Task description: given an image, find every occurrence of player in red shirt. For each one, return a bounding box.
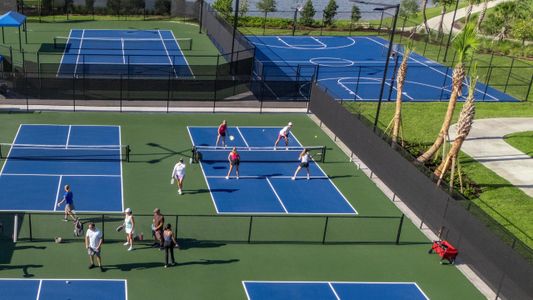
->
[216,120,228,148]
[225,147,240,179]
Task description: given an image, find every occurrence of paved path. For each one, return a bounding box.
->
[450,118,533,197]
[425,0,513,34]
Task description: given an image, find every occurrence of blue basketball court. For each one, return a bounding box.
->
[249,35,518,102]
[57,29,193,77]
[188,126,357,215]
[0,279,127,300]
[243,281,429,300]
[0,124,124,212]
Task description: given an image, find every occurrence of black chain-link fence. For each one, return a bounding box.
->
[308,81,533,300]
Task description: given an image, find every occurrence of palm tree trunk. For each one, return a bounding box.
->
[438,5,447,37]
[422,0,430,34]
[475,0,489,32]
[392,49,410,144]
[416,63,465,163]
[465,4,473,23]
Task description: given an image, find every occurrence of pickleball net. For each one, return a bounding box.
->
[0,143,131,162]
[192,146,326,163]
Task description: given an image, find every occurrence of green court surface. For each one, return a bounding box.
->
[0,112,484,299]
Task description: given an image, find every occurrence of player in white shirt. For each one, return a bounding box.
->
[292,148,311,180]
[171,158,186,195]
[274,122,293,149]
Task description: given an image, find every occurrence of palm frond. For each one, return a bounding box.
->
[452,23,479,63]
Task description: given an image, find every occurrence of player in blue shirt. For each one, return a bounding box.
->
[57,184,77,222]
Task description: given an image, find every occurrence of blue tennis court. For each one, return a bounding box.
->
[0,279,127,300]
[188,126,357,215]
[0,124,124,212]
[249,35,518,102]
[243,281,429,300]
[57,29,193,77]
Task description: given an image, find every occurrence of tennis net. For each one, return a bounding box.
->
[192,146,326,163]
[53,36,193,51]
[0,143,131,162]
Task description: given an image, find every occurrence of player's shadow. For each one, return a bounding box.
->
[177,238,226,250]
[129,143,192,164]
[105,262,163,271]
[175,258,239,267]
[0,264,43,277]
[182,189,211,195]
[210,188,239,193]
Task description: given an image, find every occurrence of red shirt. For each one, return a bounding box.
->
[229,152,240,160]
[218,124,227,134]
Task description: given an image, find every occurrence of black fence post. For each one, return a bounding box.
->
[167,73,171,113]
[395,214,405,245]
[119,75,123,112]
[198,0,204,34]
[174,215,178,238]
[28,213,33,241]
[72,75,76,112]
[503,58,515,93]
[24,73,29,112]
[247,216,253,243]
[525,75,533,102]
[322,216,329,244]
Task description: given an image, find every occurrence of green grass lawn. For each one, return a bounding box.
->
[0,111,485,299]
[345,101,533,248]
[504,131,533,157]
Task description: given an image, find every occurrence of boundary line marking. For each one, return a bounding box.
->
[327,282,341,300]
[236,126,250,148]
[36,279,42,300]
[73,29,86,76]
[0,124,22,175]
[187,126,220,214]
[265,177,288,213]
[157,29,178,78]
[56,30,74,77]
[53,175,63,211]
[169,30,195,78]
[121,37,126,64]
[2,173,121,177]
[65,125,72,149]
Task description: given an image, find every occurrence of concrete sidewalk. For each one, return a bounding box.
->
[450,118,533,198]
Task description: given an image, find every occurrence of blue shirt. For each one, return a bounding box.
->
[64,191,73,205]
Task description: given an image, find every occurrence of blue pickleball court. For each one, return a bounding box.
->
[249,35,518,102]
[56,29,193,77]
[243,281,429,300]
[0,279,127,300]
[0,124,124,213]
[188,126,357,215]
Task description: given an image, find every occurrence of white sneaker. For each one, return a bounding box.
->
[225,176,229,180]
[236,176,239,180]
[128,246,133,251]
[307,175,310,180]
[123,242,129,246]
[178,189,182,195]
[291,177,295,180]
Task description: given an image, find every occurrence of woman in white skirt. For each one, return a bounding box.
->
[123,208,135,251]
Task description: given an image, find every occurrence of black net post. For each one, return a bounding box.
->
[198,0,204,34]
[247,216,253,243]
[101,214,105,239]
[174,215,178,238]
[395,214,404,245]
[28,213,33,242]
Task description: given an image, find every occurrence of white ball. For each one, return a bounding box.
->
[229,135,235,141]
[66,281,70,284]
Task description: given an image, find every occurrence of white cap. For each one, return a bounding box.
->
[124,208,132,213]
[288,122,293,126]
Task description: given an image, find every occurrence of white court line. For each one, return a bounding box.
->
[124,280,129,300]
[2,173,120,177]
[187,126,220,213]
[36,279,43,300]
[206,175,329,179]
[311,36,327,48]
[327,282,341,300]
[242,281,252,300]
[56,30,74,77]
[265,177,288,213]
[121,37,126,64]
[169,30,195,78]
[65,125,72,149]
[73,29,86,76]
[118,125,125,213]
[157,30,178,78]
[0,278,127,281]
[236,127,250,148]
[365,36,498,101]
[0,124,22,175]
[53,175,63,211]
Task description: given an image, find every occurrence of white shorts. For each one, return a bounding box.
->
[125,227,134,234]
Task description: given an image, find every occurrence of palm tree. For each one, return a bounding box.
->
[421,0,430,34]
[391,47,411,145]
[465,0,481,23]
[434,0,455,37]
[475,0,489,32]
[416,23,479,164]
[435,66,478,190]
